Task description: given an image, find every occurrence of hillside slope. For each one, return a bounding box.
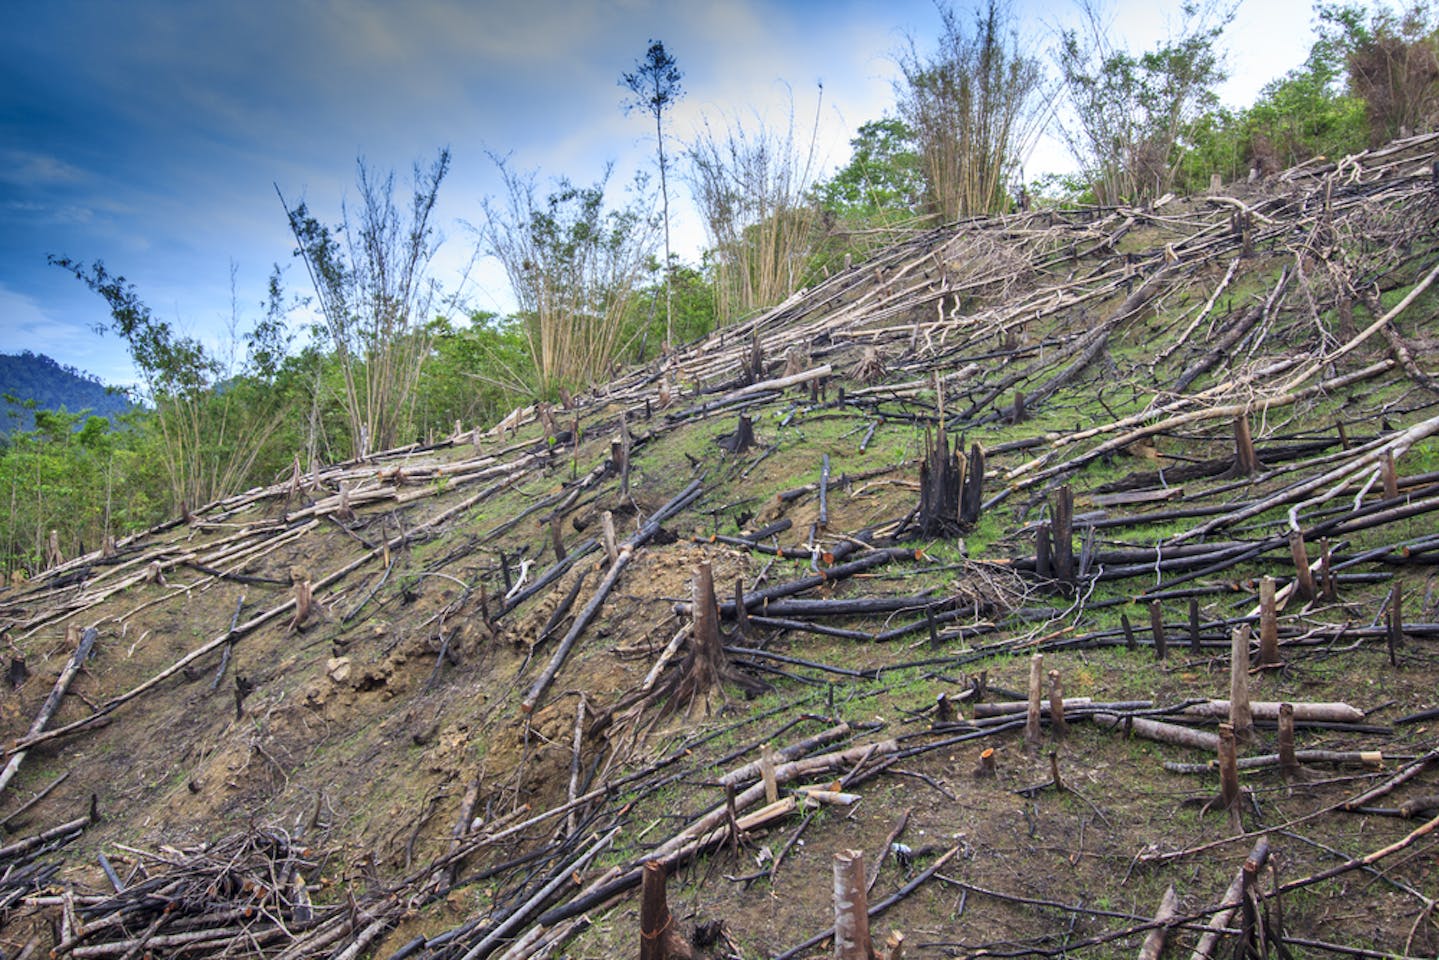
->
[4,134,1439,960]
[0,352,133,434]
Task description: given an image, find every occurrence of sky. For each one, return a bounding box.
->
[0,0,1336,389]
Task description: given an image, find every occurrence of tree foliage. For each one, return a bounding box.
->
[481,159,659,396]
[1058,1,1234,203]
[814,118,925,224]
[279,149,450,457]
[48,257,288,514]
[1319,1,1439,144]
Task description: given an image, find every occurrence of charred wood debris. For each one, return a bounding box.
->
[3,135,1439,959]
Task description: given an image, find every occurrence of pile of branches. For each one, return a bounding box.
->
[1,797,93,918]
[24,829,341,960]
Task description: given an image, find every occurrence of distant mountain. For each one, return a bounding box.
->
[0,351,134,434]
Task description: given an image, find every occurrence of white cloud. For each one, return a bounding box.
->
[0,282,138,387]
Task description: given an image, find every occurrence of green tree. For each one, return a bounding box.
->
[48,258,287,513]
[622,40,684,350]
[1058,1,1234,203]
[480,159,659,396]
[623,258,717,357]
[815,118,925,223]
[413,312,533,437]
[1174,19,1369,192]
[1318,1,1439,144]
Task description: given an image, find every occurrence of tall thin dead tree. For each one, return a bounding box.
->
[622,40,684,349]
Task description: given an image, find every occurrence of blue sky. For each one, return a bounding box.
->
[1,0,1327,388]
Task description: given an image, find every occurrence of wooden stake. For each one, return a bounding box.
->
[1218,722,1241,828]
[1257,576,1279,666]
[1288,531,1315,601]
[1121,612,1136,651]
[601,511,618,566]
[1025,653,1044,750]
[1380,450,1399,500]
[1053,486,1075,586]
[832,849,872,960]
[1229,625,1254,744]
[1035,523,1052,579]
[1319,538,1337,600]
[1233,415,1260,476]
[640,860,694,960]
[724,782,742,858]
[1188,597,1202,654]
[1047,669,1067,739]
[959,443,984,528]
[289,573,314,632]
[1387,584,1404,667]
[1149,601,1167,661]
[335,484,354,522]
[760,753,779,805]
[1278,703,1302,780]
[733,578,752,638]
[935,693,955,724]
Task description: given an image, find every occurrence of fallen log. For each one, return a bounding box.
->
[673,547,918,619]
[1094,713,1221,752]
[1181,701,1364,723]
[521,480,703,714]
[1164,750,1384,774]
[0,627,97,799]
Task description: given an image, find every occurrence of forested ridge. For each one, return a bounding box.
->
[0,352,132,435]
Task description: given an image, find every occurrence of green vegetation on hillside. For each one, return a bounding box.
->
[0,351,133,434]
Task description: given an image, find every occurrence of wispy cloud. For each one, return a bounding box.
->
[0,150,89,187]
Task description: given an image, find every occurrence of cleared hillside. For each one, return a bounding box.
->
[4,133,1439,960]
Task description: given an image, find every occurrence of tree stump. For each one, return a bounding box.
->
[640,861,694,960]
[832,849,872,960]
